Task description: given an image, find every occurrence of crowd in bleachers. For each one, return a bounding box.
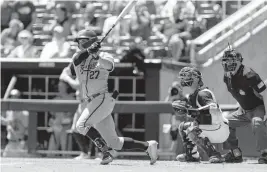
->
[1,0,225,62]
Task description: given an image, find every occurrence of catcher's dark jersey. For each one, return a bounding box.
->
[188,87,215,108]
[188,87,216,124]
[223,65,266,110]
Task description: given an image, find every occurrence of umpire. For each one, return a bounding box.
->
[221,47,267,164]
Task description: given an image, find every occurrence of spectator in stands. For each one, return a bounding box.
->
[46,0,80,17]
[71,4,102,36]
[206,4,222,29]
[129,3,152,41]
[144,0,157,15]
[102,1,130,45]
[179,0,196,20]
[44,4,72,37]
[7,30,38,58]
[2,89,29,157]
[12,0,36,31]
[1,1,15,31]
[152,2,187,61]
[1,19,24,57]
[159,0,178,18]
[40,26,71,59]
[120,40,146,76]
[47,80,74,156]
[179,16,207,62]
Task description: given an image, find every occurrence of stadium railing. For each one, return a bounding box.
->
[190,0,267,66]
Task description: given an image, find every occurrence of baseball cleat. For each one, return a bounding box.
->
[146,140,158,165]
[222,148,243,163]
[100,152,113,165]
[74,153,90,160]
[176,153,200,162]
[258,150,267,164]
[209,154,224,163]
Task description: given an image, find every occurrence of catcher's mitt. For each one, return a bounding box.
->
[172,100,191,115]
[172,100,200,117]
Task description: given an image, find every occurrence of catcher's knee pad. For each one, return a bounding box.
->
[252,117,265,131]
[179,122,192,131]
[187,126,203,143]
[179,122,193,141]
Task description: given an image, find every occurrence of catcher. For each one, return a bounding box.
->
[172,67,229,163]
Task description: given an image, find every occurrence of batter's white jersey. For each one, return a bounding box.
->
[72,51,114,99]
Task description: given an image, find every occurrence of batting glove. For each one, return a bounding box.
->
[87,41,101,55]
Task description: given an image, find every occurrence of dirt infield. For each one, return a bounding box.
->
[1,158,266,172]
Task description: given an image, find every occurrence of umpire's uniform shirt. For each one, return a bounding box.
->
[223,65,267,151]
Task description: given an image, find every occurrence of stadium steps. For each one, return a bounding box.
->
[189,0,267,65]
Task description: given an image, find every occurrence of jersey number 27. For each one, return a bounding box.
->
[89,70,99,79]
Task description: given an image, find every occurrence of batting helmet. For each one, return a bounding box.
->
[74,29,98,49]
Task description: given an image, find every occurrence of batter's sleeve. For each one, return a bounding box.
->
[73,50,89,66]
[246,69,266,93]
[102,52,115,72]
[68,63,76,77]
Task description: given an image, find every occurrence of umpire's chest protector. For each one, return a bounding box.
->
[224,65,264,110]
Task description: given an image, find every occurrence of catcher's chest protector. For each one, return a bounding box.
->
[190,88,224,125]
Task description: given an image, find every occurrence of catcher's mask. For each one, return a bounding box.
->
[178,67,203,87]
[222,46,243,73]
[75,29,98,50]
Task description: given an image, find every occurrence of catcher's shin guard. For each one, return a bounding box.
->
[177,122,200,162]
[187,127,223,163]
[176,138,200,162]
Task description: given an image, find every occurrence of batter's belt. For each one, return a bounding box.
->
[83,90,119,102]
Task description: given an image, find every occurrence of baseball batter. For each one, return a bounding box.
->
[60,62,114,163]
[70,29,158,165]
[172,67,229,163]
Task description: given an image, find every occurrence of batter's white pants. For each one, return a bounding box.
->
[76,93,124,150]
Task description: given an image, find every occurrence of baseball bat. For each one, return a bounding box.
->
[99,0,138,43]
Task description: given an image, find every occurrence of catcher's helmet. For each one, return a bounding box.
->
[178,67,203,87]
[222,47,243,72]
[74,29,98,49]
